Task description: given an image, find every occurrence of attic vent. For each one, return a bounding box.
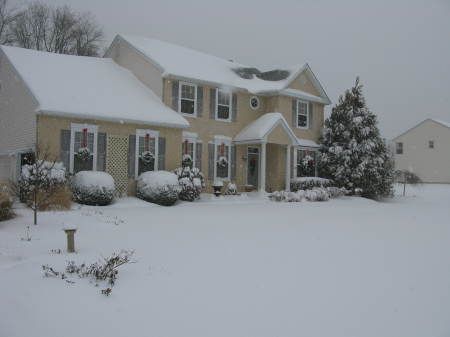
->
[233,67,290,81]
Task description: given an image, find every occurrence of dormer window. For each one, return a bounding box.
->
[179,82,197,116]
[216,89,232,121]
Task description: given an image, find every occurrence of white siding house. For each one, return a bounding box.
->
[393,119,450,183]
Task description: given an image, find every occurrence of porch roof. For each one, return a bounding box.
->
[234,112,299,145]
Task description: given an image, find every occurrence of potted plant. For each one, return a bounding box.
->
[212,180,223,197]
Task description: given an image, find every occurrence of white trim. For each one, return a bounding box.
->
[182,131,199,139]
[215,88,232,122]
[260,141,266,192]
[135,129,159,178]
[69,123,98,174]
[178,81,197,117]
[296,99,309,130]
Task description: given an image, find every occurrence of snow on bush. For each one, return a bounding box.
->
[137,171,181,206]
[224,182,238,195]
[173,166,205,201]
[269,186,347,202]
[21,161,66,190]
[0,184,14,221]
[72,171,115,206]
[290,177,332,192]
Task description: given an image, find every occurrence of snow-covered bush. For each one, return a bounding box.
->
[269,186,347,202]
[72,171,115,206]
[290,177,332,192]
[173,166,205,201]
[137,171,181,206]
[304,188,330,201]
[20,160,70,219]
[224,182,238,195]
[0,184,14,221]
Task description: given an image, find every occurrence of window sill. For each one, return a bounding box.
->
[296,126,310,130]
[181,113,197,118]
[215,118,232,123]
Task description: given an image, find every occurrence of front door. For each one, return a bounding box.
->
[247,147,259,188]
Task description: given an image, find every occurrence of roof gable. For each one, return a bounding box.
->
[393,118,450,140]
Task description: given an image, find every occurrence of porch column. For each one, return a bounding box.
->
[260,141,266,192]
[285,145,291,191]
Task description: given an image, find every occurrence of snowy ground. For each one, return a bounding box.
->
[1,185,450,337]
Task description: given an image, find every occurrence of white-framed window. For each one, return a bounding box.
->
[182,132,198,168]
[135,129,159,178]
[296,100,309,129]
[179,82,197,116]
[396,142,403,154]
[429,140,434,149]
[70,123,98,174]
[216,88,232,121]
[214,136,232,180]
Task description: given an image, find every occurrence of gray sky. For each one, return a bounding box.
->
[36,0,450,138]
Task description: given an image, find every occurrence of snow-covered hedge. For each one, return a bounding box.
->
[173,166,205,201]
[72,171,115,206]
[137,171,181,206]
[290,177,332,192]
[269,186,347,202]
[0,184,14,221]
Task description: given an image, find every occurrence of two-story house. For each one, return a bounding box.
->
[0,35,331,194]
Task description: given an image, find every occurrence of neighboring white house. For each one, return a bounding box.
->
[393,119,450,183]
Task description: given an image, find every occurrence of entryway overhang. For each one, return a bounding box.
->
[234,112,299,146]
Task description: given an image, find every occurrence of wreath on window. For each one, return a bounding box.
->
[218,156,228,168]
[182,154,193,168]
[140,151,155,165]
[76,147,91,162]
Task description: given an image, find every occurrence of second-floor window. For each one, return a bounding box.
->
[297,100,309,128]
[179,82,197,116]
[396,142,403,154]
[216,89,231,121]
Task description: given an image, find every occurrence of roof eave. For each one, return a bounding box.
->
[36,109,190,129]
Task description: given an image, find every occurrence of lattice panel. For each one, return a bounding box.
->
[106,135,129,196]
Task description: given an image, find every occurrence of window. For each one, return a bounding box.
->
[296,149,316,177]
[135,129,159,178]
[214,137,232,180]
[396,142,403,154]
[70,123,98,174]
[429,140,434,149]
[179,82,197,115]
[216,89,231,121]
[182,139,195,168]
[297,100,309,128]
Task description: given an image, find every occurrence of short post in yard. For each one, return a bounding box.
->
[63,224,78,253]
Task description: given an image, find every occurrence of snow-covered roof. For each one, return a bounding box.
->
[392,118,450,140]
[234,112,298,144]
[296,138,320,148]
[431,119,450,128]
[1,46,189,128]
[114,35,331,104]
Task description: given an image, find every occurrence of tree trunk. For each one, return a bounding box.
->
[403,180,406,197]
[34,189,37,225]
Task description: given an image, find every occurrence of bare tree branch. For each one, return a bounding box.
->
[0,0,19,45]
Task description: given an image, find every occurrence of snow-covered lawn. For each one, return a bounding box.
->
[1,185,450,337]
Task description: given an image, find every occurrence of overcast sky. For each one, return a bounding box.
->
[34,0,450,138]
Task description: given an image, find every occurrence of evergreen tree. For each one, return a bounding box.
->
[319,78,393,199]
